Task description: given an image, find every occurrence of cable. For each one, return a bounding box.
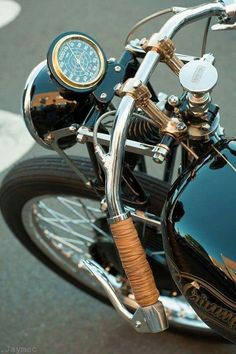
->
[201,17,212,56]
[125,8,173,45]
[93,110,116,148]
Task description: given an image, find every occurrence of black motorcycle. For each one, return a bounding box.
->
[1,0,236,343]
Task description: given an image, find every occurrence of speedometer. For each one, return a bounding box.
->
[47,32,107,92]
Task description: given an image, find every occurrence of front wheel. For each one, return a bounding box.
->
[0,156,211,333]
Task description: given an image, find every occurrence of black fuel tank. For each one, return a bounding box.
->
[162,139,236,343]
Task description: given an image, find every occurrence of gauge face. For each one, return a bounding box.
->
[49,33,106,91]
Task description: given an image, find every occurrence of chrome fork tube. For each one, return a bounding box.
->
[105,51,161,220]
[106,95,135,219]
[101,2,226,221]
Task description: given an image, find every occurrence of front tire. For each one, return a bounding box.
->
[0,156,211,333]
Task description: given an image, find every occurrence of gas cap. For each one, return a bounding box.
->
[179,59,218,94]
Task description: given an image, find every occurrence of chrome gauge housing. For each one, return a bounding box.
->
[22,61,95,149]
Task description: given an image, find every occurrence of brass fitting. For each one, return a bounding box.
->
[115,79,151,107]
[141,38,184,75]
[116,79,187,139]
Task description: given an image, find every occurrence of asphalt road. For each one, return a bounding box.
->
[0,0,236,353]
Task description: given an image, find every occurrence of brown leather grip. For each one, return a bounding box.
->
[110,217,159,307]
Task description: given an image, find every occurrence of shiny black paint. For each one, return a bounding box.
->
[162,139,236,343]
[24,64,95,149]
[93,60,125,104]
[25,45,139,149]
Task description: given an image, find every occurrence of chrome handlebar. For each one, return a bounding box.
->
[99,1,236,220]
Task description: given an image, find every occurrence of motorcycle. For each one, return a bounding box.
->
[1,0,236,344]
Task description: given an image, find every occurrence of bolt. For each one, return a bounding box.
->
[153,146,169,164]
[69,124,78,132]
[44,134,53,143]
[114,83,122,92]
[133,80,142,88]
[139,37,147,46]
[100,198,108,212]
[100,92,107,99]
[114,65,121,72]
[78,261,84,269]
[85,180,92,188]
[135,321,142,329]
[153,153,166,164]
[77,133,86,143]
[168,95,179,107]
[116,276,122,283]
[176,121,187,131]
[191,281,200,290]
[201,122,211,131]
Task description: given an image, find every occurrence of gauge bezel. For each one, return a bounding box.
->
[47,32,107,92]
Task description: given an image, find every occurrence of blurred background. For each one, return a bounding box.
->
[0,0,235,353]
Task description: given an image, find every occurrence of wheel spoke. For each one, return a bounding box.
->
[22,191,210,333]
[36,202,95,243]
[40,214,94,242]
[57,197,111,239]
[45,230,84,253]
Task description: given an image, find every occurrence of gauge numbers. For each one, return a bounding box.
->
[50,33,106,91]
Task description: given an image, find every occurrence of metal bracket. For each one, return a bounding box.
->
[140,38,184,75]
[115,79,187,140]
[77,126,156,157]
[83,259,168,333]
[44,126,91,186]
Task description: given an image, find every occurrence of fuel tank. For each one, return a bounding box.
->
[162,139,236,343]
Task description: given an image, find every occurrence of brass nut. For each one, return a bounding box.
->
[141,38,175,60]
[141,38,183,75]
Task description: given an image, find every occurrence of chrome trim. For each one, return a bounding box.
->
[77,126,156,157]
[22,60,51,149]
[83,259,168,333]
[129,209,162,231]
[51,34,106,90]
[104,95,136,217]
[83,259,133,321]
[134,51,161,83]
[132,302,168,333]
[98,2,227,221]
[107,212,130,224]
[126,40,200,63]
[22,196,211,333]
[98,53,161,218]
[152,3,225,42]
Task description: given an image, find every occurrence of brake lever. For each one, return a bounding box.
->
[213,0,236,30]
[211,22,236,30]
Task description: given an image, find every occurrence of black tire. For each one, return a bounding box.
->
[0,155,169,304]
[0,155,215,334]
